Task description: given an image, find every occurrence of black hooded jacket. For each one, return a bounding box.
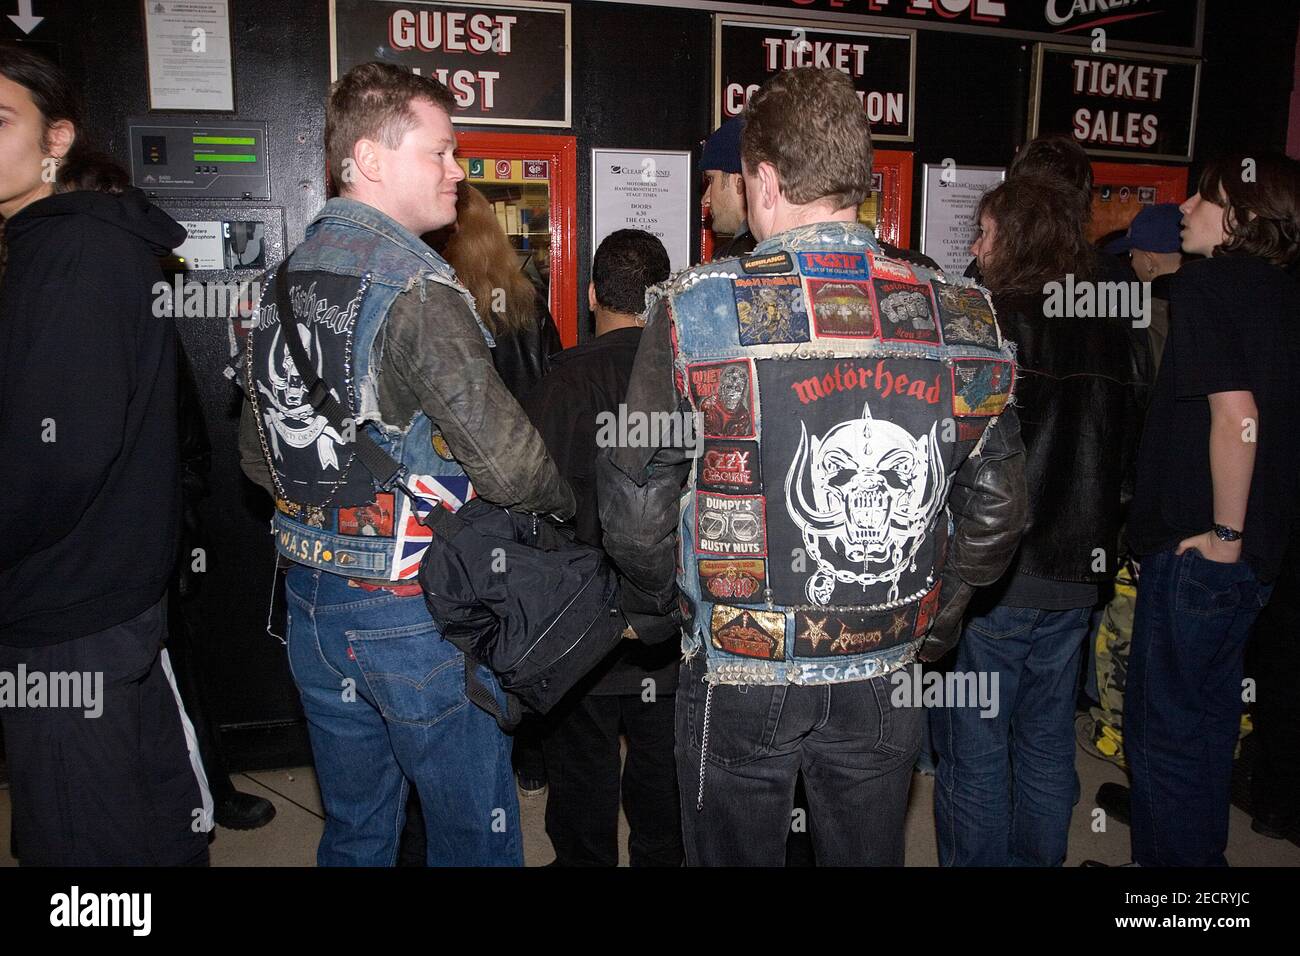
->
[0,188,187,645]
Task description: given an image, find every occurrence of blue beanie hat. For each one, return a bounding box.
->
[699,116,745,175]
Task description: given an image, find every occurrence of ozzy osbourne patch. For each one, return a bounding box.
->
[808,278,877,339]
[710,606,786,660]
[873,279,941,344]
[794,606,916,657]
[757,357,954,608]
[932,281,999,348]
[699,440,761,494]
[951,359,1014,417]
[734,275,809,345]
[695,492,767,556]
[688,360,756,438]
[699,558,767,604]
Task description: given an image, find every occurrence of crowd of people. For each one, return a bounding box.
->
[2,41,1300,869]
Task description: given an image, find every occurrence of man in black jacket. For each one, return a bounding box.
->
[529,229,681,866]
[0,45,206,865]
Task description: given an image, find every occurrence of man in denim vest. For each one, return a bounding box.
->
[598,68,1028,866]
[238,64,573,866]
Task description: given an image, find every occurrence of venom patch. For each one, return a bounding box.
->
[794,607,915,657]
[710,606,786,660]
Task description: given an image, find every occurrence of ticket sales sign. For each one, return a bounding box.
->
[1029,44,1199,162]
[330,0,570,126]
[716,16,915,141]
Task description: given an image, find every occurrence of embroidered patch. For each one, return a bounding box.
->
[304,505,327,529]
[739,250,795,275]
[914,579,943,636]
[339,493,396,537]
[431,432,456,461]
[794,607,916,657]
[275,498,301,517]
[933,281,999,348]
[699,558,767,604]
[874,278,941,345]
[695,492,767,556]
[734,275,809,345]
[688,360,756,438]
[798,250,870,279]
[869,253,916,283]
[956,419,986,442]
[951,359,1014,417]
[699,440,761,494]
[711,606,786,660]
[808,278,877,338]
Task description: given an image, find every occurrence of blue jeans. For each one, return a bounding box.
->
[285,566,521,866]
[1127,547,1272,867]
[933,603,1092,866]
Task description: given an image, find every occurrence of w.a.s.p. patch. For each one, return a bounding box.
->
[951,359,1014,417]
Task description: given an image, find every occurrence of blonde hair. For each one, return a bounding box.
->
[441,183,538,336]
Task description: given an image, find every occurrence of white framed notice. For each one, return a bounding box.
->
[592,148,693,274]
[920,164,1006,279]
[143,0,236,111]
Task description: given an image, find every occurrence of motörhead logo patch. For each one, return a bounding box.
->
[710,605,786,660]
[699,558,766,604]
[699,440,760,494]
[874,278,941,345]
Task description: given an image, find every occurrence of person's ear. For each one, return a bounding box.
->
[587,282,598,312]
[732,173,745,197]
[45,119,75,160]
[757,162,780,210]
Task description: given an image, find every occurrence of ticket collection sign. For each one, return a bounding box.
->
[715,15,915,140]
[329,0,570,126]
[1029,44,1200,161]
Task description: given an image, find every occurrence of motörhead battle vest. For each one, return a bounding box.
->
[246,198,490,581]
[665,221,1015,685]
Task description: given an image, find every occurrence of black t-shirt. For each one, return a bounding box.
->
[1129,256,1300,581]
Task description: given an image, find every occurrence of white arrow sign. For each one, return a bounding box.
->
[8,0,43,34]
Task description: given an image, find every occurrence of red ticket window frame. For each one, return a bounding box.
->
[454,131,579,347]
[1087,162,1189,244]
[699,149,914,261]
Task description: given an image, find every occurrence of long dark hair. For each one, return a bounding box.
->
[976,174,1096,296]
[1195,152,1300,268]
[0,42,83,162]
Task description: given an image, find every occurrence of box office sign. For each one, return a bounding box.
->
[715,16,915,140]
[1029,44,1200,162]
[330,0,570,127]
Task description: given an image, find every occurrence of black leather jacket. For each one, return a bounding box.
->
[995,290,1153,582]
[490,289,562,403]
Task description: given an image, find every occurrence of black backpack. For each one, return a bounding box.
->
[271,261,625,730]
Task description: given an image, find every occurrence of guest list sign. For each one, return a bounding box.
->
[592,149,692,273]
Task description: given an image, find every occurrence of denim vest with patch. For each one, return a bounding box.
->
[664,222,1015,685]
[247,198,494,580]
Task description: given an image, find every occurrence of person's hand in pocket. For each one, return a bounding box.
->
[1176,531,1242,564]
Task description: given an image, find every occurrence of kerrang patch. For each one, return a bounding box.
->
[808,278,877,338]
[699,440,761,494]
[710,606,786,660]
[794,606,916,657]
[932,281,999,348]
[914,579,943,637]
[869,253,916,283]
[798,251,870,279]
[695,492,767,556]
[734,275,809,345]
[699,558,767,604]
[757,356,955,608]
[951,359,1014,417]
[740,251,795,275]
[338,493,396,537]
[873,278,941,344]
[688,360,756,438]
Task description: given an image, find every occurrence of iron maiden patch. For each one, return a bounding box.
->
[734,275,809,345]
[688,360,756,438]
[798,251,870,279]
[874,278,941,345]
[932,281,999,348]
[914,579,943,637]
[710,606,786,660]
[794,607,916,657]
[695,492,767,556]
[740,251,794,275]
[699,558,767,604]
[951,359,1014,417]
[757,356,954,608]
[808,278,877,339]
[868,253,916,283]
[699,440,761,494]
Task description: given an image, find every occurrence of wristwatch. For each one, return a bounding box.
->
[1212,524,1243,542]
